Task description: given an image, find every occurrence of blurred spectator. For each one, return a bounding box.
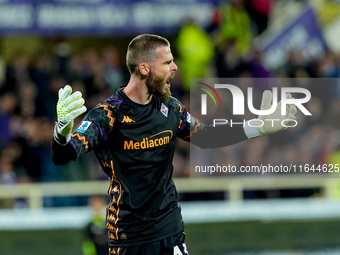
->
[317,51,339,78]
[0,56,5,86]
[101,46,127,93]
[245,0,273,35]
[0,140,33,182]
[176,18,214,91]
[1,50,30,94]
[0,92,17,147]
[82,195,107,255]
[16,81,38,119]
[328,145,340,166]
[29,49,52,116]
[0,151,16,208]
[81,48,111,109]
[45,74,66,120]
[66,54,85,82]
[53,38,72,77]
[245,48,271,78]
[0,144,18,185]
[212,0,252,56]
[27,117,61,182]
[278,50,309,78]
[326,98,340,129]
[215,38,245,77]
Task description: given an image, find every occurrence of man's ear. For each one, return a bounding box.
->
[138,63,150,76]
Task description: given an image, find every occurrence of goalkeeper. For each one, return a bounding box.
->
[51,34,297,255]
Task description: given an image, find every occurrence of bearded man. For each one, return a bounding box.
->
[52,34,296,255]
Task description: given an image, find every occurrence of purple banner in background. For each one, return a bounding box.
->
[262,6,328,71]
[0,0,219,36]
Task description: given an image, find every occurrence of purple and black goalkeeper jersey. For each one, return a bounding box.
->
[52,87,247,246]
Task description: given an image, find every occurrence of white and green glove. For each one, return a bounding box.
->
[244,90,297,138]
[258,90,297,134]
[54,85,87,145]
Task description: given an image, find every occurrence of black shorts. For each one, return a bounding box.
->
[108,231,189,255]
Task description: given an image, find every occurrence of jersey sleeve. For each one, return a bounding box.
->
[176,100,248,148]
[52,103,116,165]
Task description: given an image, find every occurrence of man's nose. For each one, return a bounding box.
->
[171,62,178,71]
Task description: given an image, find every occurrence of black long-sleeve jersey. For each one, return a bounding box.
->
[52,87,248,246]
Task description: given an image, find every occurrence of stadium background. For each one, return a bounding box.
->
[1,0,340,254]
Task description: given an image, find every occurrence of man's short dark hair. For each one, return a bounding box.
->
[126,34,170,74]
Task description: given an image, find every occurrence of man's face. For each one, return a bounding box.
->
[146,46,177,101]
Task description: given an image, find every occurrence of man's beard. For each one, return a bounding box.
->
[146,71,171,101]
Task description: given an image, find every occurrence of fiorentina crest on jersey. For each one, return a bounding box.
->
[161,103,168,117]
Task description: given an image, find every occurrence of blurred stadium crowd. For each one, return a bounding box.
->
[0,0,339,203]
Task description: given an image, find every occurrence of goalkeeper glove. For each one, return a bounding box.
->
[54,85,87,145]
[257,90,297,135]
[244,90,297,138]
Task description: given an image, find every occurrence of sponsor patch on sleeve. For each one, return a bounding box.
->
[75,121,92,133]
